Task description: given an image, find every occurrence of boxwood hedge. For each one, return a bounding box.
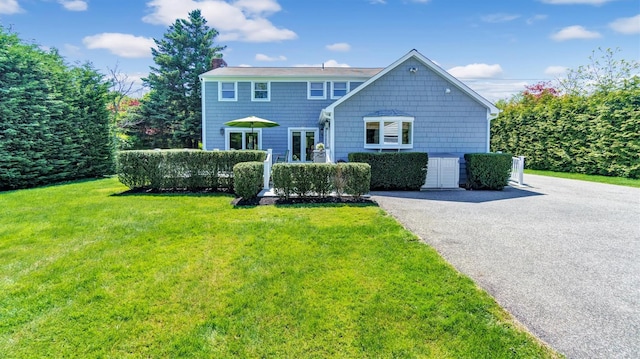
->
[271,163,370,199]
[348,152,428,190]
[463,153,512,190]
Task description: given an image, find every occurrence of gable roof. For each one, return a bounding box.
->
[200,67,383,80]
[324,49,499,116]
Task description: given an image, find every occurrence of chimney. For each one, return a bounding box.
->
[211,58,227,70]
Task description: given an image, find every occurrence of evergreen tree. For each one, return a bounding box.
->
[143,9,225,148]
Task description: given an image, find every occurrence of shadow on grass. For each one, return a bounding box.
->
[111,188,234,198]
[371,185,544,204]
[232,196,378,209]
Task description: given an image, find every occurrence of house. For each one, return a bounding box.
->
[200,49,499,187]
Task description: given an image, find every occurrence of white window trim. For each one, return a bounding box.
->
[224,128,263,150]
[330,81,350,99]
[363,116,414,149]
[288,127,319,162]
[251,81,271,102]
[307,81,326,100]
[218,81,237,101]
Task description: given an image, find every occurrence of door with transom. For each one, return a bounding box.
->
[288,128,318,162]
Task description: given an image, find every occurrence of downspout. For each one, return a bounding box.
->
[486,108,500,153]
[201,77,207,150]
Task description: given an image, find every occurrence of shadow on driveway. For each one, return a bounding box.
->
[371,185,544,204]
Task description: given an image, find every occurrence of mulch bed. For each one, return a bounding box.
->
[232,196,375,206]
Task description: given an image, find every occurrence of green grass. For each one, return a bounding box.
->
[0,178,560,358]
[525,169,640,188]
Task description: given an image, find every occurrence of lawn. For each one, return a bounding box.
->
[526,169,640,188]
[0,178,560,358]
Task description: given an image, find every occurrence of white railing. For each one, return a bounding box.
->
[325,149,332,163]
[510,156,525,186]
[263,149,272,190]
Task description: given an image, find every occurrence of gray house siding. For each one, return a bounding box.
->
[204,81,333,154]
[332,58,489,183]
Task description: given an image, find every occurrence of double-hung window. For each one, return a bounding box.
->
[363,116,414,149]
[252,81,270,101]
[307,82,326,99]
[219,82,237,101]
[331,82,348,99]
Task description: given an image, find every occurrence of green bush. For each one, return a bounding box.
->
[272,163,370,199]
[116,149,266,191]
[463,153,512,190]
[233,162,264,199]
[348,152,428,190]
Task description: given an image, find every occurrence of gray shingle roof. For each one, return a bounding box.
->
[200,67,383,78]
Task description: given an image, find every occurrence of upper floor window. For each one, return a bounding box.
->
[252,81,270,101]
[331,82,348,99]
[363,116,414,149]
[307,82,326,99]
[219,82,237,101]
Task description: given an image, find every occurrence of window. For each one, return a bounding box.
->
[252,81,270,101]
[219,82,237,101]
[331,82,348,99]
[225,128,262,150]
[363,116,414,149]
[307,82,326,99]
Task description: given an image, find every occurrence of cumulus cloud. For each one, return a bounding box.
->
[540,0,616,4]
[544,65,569,76]
[0,0,22,14]
[465,80,529,102]
[142,0,297,43]
[481,13,520,23]
[609,14,640,34]
[83,33,157,58]
[295,59,350,68]
[551,25,601,41]
[255,53,286,62]
[58,0,88,11]
[447,63,503,79]
[326,42,351,52]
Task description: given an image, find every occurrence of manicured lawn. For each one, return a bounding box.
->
[526,169,640,188]
[0,178,560,358]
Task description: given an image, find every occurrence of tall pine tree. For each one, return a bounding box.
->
[143,9,225,148]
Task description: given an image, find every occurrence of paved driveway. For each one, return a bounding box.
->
[371,175,640,359]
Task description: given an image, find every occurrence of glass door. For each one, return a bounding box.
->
[289,128,318,162]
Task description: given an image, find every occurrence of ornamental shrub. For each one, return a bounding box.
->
[271,163,370,199]
[463,153,512,190]
[347,152,428,190]
[233,162,264,199]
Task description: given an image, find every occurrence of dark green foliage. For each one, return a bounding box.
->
[116,149,265,191]
[348,152,428,190]
[142,10,225,148]
[272,163,371,199]
[463,153,512,190]
[491,79,640,178]
[0,26,113,190]
[233,162,264,199]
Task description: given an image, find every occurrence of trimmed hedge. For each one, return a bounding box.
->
[116,149,266,191]
[233,162,264,199]
[464,153,512,190]
[348,152,428,190]
[271,163,370,199]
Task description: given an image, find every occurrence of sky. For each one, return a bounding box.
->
[1,0,639,101]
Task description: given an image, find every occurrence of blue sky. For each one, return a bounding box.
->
[1,0,638,100]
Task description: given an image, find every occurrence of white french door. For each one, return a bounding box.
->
[288,128,318,162]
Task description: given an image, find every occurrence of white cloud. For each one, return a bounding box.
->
[295,59,350,68]
[369,0,386,4]
[544,65,568,76]
[609,14,640,34]
[551,25,602,41]
[62,43,82,57]
[540,0,617,4]
[526,14,548,24]
[447,63,503,79]
[142,0,297,43]
[481,13,520,23]
[326,42,351,52]
[255,53,286,62]
[465,80,529,102]
[0,0,22,14]
[238,64,252,67]
[58,0,88,11]
[411,0,431,3]
[83,33,157,58]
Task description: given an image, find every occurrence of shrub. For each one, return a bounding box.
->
[272,163,370,199]
[116,149,266,191]
[233,162,264,199]
[464,153,513,190]
[337,163,371,198]
[348,152,428,190]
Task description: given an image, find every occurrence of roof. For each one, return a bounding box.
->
[200,67,383,79]
[323,49,499,116]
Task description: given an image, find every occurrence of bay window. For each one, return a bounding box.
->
[363,116,414,149]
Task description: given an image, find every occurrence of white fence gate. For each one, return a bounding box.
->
[510,156,525,186]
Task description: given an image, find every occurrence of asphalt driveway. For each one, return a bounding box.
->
[371,174,640,359]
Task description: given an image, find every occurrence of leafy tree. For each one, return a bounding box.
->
[143,9,225,148]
